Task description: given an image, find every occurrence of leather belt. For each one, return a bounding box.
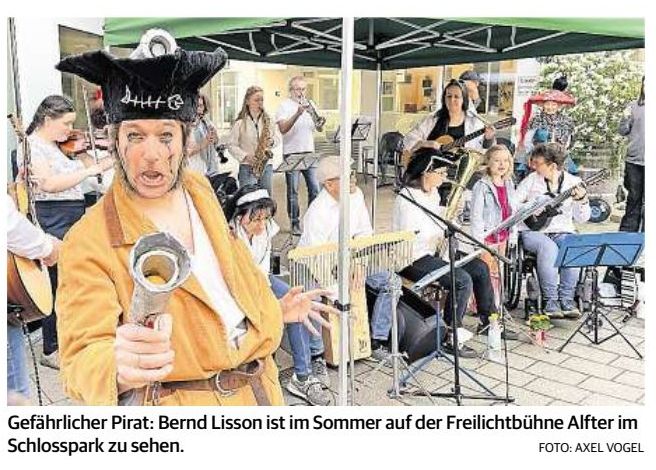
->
[142,359,270,406]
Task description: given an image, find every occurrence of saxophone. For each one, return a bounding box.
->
[252,113,274,178]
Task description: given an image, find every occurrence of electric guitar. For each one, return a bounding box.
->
[524,169,610,231]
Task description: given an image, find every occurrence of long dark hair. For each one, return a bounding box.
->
[26,95,75,135]
[638,76,645,106]
[433,79,470,137]
[224,184,277,223]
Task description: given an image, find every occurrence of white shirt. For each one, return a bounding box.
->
[227,112,281,164]
[392,187,445,262]
[184,193,247,343]
[23,134,85,201]
[402,111,487,154]
[298,187,373,247]
[275,98,315,155]
[6,195,53,260]
[515,171,591,233]
[234,219,280,276]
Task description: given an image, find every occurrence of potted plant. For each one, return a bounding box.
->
[528,314,552,347]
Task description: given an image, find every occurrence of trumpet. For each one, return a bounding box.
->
[299,94,326,131]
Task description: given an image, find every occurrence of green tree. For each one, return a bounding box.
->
[537,50,643,168]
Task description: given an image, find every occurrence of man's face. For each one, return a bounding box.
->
[290,79,307,101]
[116,119,185,199]
[464,80,480,100]
[324,172,357,200]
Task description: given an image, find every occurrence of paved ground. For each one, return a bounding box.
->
[22,172,644,406]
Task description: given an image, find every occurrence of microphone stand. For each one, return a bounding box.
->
[395,187,514,405]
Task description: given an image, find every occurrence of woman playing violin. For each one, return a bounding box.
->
[20,94,113,369]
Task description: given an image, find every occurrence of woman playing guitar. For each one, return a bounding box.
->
[403,79,497,204]
[516,143,591,320]
[403,79,496,155]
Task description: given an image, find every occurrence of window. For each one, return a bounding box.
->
[216,71,239,129]
[58,26,103,130]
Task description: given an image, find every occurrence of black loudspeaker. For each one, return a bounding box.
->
[366,285,446,364]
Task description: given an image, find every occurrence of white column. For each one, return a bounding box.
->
[337,17,354,407]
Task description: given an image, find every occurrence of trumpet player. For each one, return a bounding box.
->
[276,76,323,236]
[55,41,332,406]
[228,86,281,195]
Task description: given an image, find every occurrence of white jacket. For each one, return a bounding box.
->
[515,171,591,233]
[403,110,489,153]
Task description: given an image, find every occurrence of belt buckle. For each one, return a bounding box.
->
[214,372,235,397]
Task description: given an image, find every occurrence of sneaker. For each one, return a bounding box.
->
[368,345,392,367]
[544,300,564,319]
[476,324,519,341]
[560,300,581,319]
[40,351,59,370]
[291,222,302,237]
[286,374,331,406]
[311,357,330,388]
[441,342,478,359]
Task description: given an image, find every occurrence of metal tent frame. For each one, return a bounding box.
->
[101,16,644,406]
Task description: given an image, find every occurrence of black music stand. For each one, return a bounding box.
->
[332,118,372,143]
[274,152,323,173]
[556,232,644,358]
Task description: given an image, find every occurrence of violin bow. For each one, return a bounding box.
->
[82,86,103,187]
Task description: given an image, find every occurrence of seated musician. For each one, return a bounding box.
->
[55,41,334,406]
[516,143,591,319]
[393,149,509,358]
[299,155,401,365]
[403,79,496,204]
[469,145,520,339]
[225,184,332,406]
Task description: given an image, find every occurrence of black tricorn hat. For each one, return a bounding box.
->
[56,48,228,123]
[402,148,455,184]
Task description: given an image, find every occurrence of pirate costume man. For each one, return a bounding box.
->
[54,41,329,406]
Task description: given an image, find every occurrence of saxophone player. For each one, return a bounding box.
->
[227,86,281,195]
[275,76,323,236]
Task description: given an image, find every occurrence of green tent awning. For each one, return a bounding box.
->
[104,17,644,70]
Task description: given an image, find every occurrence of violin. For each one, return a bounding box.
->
[58,129,111,159]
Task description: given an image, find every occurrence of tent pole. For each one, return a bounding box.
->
[371,63,382,229]
[337,16,355,407]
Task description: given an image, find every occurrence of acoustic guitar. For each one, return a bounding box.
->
[524,169,610,231]
[7,115,53,326]
[401,116,516,167]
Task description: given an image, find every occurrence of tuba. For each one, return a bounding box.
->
[437,148,484,258]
